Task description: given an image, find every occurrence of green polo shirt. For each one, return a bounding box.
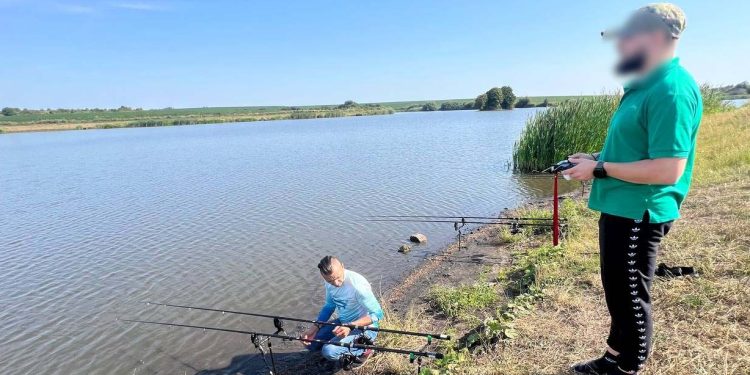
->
[589,58,702,223]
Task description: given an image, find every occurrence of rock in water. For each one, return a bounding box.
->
[409,233,428,243]
[398,244,412,253]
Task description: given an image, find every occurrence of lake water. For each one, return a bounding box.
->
[0,109,573,374]
[725,98,749,108]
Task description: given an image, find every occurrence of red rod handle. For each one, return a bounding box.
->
[553,173,559,246]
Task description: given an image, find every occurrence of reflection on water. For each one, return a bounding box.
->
[0,108,578,374]
[511,174,581,199]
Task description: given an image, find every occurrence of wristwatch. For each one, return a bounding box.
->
[593,160,607,178]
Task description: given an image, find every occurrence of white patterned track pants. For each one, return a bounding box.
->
[599,211,673,372]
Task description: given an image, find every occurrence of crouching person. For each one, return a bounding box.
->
[301,256,383,367]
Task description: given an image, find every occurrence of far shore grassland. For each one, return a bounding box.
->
[0,96,575,134]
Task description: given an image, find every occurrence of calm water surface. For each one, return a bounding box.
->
[0,109,573,374]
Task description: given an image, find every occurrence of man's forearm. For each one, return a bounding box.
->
[604,158,687,185]
[346,315,374,327]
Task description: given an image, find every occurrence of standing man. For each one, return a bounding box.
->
[564,4,701,375]
[301,256,384,367]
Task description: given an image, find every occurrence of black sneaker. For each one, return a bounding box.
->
[571,352,619,374]
[350,349,374,368]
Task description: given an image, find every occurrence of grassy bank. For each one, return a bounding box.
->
[367,106,749,374]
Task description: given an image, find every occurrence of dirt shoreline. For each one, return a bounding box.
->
[385,192,573,312]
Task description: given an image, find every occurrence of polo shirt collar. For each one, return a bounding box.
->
[624,57,680,91]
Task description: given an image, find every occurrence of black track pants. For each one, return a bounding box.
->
[599,211,672,372]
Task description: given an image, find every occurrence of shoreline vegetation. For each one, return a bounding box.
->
[359,107,748,374]
[1,82,746,134]
[0,94,570,134]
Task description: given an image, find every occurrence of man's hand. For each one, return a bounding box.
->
[568,152,595,161]
[563,157,597,181]
[332,325,351,338]
[300,326,319,346]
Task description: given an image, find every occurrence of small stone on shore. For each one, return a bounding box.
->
[398,244,412,253]
[409,233,428,243]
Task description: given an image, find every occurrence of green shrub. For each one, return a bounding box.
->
[421,102,439,111]
[700,84,731,114]
[515,97,532,108]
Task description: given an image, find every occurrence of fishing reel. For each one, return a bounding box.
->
[509,220,522,235]
[354,335,374,346]
[547,159,577,180]
[273,317,287,336]
[339,335,375,371]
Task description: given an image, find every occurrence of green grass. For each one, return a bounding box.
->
[429,281,498,319]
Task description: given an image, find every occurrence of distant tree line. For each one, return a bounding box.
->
[718,81,750,97]
[515,97,550,108]
[414,87,558,112]
[419,101,474,111]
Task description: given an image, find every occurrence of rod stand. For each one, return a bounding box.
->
[553,173,560,246]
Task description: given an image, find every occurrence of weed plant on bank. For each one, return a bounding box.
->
[512,95,620,173]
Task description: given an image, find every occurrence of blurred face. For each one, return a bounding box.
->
[321,259,345,287]
[615,30,668,75]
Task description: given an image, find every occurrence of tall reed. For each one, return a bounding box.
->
[700,84,731,114]
[512,95,620,172]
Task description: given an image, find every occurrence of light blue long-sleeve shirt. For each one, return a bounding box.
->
[316,269,384,326]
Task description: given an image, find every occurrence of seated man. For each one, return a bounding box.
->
[301,255,384,366]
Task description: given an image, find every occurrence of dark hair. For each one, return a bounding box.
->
[317,256,339,275]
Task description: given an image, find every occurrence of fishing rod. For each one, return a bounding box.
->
[144,301,450,342]
[367,215,557,221]
[365,219,557,226]
[120,319,444,359]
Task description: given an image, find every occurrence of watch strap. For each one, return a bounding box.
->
[594,160,607,178]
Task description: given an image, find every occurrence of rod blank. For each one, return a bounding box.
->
[144,301,450,340]
[365,219,558,226]
[367,215,557,221]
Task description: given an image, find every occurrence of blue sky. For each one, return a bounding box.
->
[1,0,748,109]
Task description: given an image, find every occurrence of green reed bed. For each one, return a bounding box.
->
[512,95,620,172]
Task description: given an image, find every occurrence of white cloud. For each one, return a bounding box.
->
[109,1,167,11]
[57,3,95,14]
